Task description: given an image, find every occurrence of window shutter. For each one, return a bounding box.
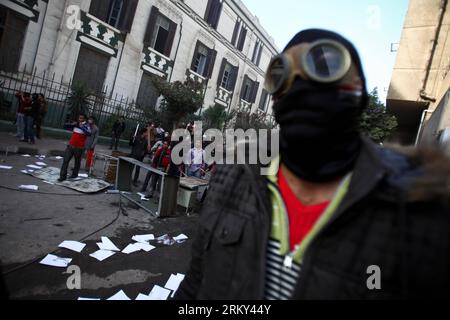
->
[211,0,222,29]
[204,0,213,20]
[259,89,268,110]
[237,28,247,51]
[217,58,227,87]
[231,20,240,45]
[190,41,201,71]
[206,48,217,78]
[164,20,177,57]
[89,0,111,22]
[241,75,249,99]
[229,65,239,92]
[251,42,258,62]
[256,45,263,66]
[119,0,138,33]
[143,6,159,45]
[251,81,260,103]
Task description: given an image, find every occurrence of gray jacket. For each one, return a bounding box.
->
[84,125,99,150]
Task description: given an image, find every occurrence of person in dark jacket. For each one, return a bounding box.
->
[21,93,39,144]
[130,127,149,186]
[110,116,126,150]
[59,113,91,182]
[176,29,450,300]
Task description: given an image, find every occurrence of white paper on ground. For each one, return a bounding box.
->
[164,273,186,298]
[22,154,31,157]
[122,243,141,254]
[27,165,43,170]
[137,192,149,201]
[0,165,12,170]
[78,173,88,178]
[136,242,155,252]
[107,290,131,300]
[89,249,116,261]
[39,254,72,267]
[35,162,47,166]
[19,185,39,191]
[58,241,86,253]
[135,293,152,300]
[20,170,29,174]
[78,297,101,300]
[173,234,189,242]
[132,234,155,243]
[43,180,55,185]
[97,237,120,251]
[147,285,171,300]
[55,156,63,160]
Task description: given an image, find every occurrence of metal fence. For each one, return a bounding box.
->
[0,65,148,138]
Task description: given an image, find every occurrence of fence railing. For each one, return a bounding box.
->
[0,66,149,139]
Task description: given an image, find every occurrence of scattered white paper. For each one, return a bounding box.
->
[35,162,47,166]
[22,154,31,157]
[19,185,39,191]
[97,237,120,251]
[132,234,155,243]
[89,249,116,261]
[136,242,156,252]
[20,170,29,174]
[0,165,12,170]
[147,285,171,300]
[122,243,142,255]
[78,173,88,178]
[164,273,186,298]
[58,241,86,253]
[55,156,63,160]
[78,297,101,300]
[173,234,189,242]
[27,169,34,173]
[107,290,131,301]
[156,234,176,246]
[122,242,155,254]
[135,293,152,300]
[43,180,55,185]
[39,254,72,267]
[27,165,43,170]
[137,192,149,201]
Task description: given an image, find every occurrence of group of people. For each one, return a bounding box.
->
[15,91,48,144]
[129,121,214,200]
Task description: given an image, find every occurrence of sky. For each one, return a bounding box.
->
[241,0,410,103]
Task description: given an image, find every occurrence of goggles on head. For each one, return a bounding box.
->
[265,39,353,97]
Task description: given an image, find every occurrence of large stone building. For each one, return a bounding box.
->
[0,0,279,119]
[387,0,450,146]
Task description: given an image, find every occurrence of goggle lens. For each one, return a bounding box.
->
[305,43,345,79]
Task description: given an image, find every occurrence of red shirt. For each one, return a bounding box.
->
[278,168,330,251]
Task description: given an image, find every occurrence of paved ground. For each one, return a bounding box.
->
[0,129,200,300]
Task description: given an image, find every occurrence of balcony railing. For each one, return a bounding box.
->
[215,86,232,107]
[239,99,252,110]
[77,11,123,57]
[142,47,173,77]
[2,0,40,21]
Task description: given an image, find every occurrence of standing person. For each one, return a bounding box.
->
[84,116,99,172]
[130,127,149,186]
[14,92,31,141]
[146,122,156,153]
[186,140,205,178]
[141,139,171,198]
[35,94,48,139]
[22,93,39,145]
[58,114,91,182]
[176,29,450,300]
[110,116,126,151]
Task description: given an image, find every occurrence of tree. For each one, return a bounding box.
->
[360,88,398,144]
[201,104,235,131]
[230,108,276,131]
[67,82,92,121]
[151,77,204,130]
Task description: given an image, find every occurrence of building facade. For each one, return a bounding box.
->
[0,0,279,121]
[387,0,450,146]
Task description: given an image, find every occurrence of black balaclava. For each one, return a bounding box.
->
[273,29,368,183]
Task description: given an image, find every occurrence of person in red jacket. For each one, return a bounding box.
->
[58,114,91,182]
[142,140,171,198]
